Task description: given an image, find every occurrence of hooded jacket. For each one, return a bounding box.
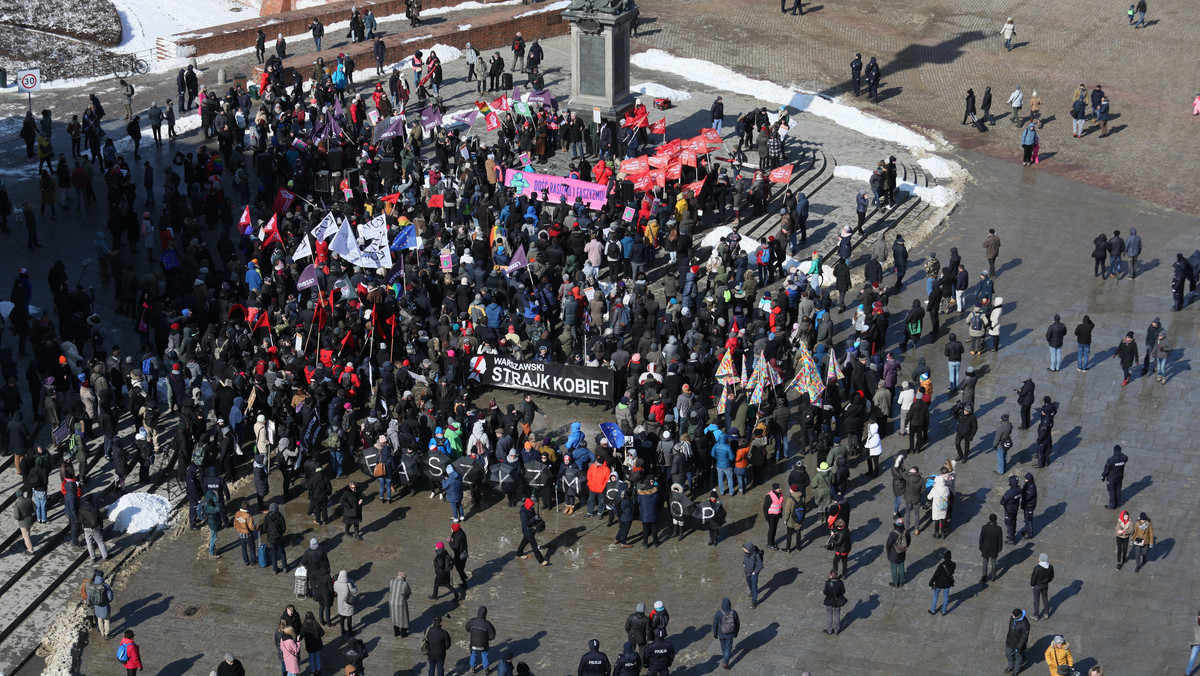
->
[1001,476,1022,516]
[465,606,496,650]
[712,597,740,638]
[577,638,611,676]
[1005,610,1030,650]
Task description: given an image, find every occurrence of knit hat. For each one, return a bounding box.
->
[524,498,534,509]
[435,542,445,549]
[654,601,664,611]
[309,538,319,549]
[635,602,645,613]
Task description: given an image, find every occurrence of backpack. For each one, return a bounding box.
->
[606,240,622,261]
[969,312,984,331]
[117,643,130,663]
[792,505,805,524]
[756,248,769,265]
[420,627,431,655]
[141,357,154,376]
[719,609,736,635]
[906,319,921,335]
[893,530,909,553]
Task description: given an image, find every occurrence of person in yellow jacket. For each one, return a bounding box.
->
[1044,635,1073,676]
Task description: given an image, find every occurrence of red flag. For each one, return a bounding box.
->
[682,179,706,195]
[631,172,655,192]
[474,100,491,114]
[656,139,683,157]
[632,107,649,128]
[681,149,697,167]
[485,112,500,131]
[380,192,401,204]
[666,160,682,181]
[253,312,271,332]
[649,169,666,187]
[245,306,260,325]
[339,331,355,351]
[272,187,295,215]
[620,156,649,174]
[227,304,247,321]
[768,164,794,184]
[261,213,284,247]
[687,137,708,153]
[490,94,510,112]
[700,127,723,144]
[647,155,669,169]
[238,205,251,231]
[428,194,445,208]
[649,117,666,134]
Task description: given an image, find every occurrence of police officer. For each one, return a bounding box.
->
[578,638,611,676]
[849,53,863,96]
[864,57,881,102]
[1020,473,1037,540]
[644,628,676,676]
[1101,444,1128,509]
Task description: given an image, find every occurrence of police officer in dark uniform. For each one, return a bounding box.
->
[850,54,863,96]
[578,638,611,676]
[1000,475,1022,544]
[1101,444,1128,509]
[644,628,676,676]
[865,57,881,102]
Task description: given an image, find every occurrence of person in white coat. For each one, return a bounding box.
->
[864,422,882,477]
[927,475,952,539]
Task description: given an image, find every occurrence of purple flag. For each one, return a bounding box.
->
[507,244,528,272]
[419,105,443,132]
[372,114,408,143]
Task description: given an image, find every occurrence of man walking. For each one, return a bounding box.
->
[1020,473,1037,540]
[516,498,549,565]
[1004,608,1030,673]
[1045,315,1067,372]
[945,332,965,392]
[1007,86,1024,126]
[979,513,1004,583]
[1113,331,1138,386]
[982,228,1001,277]
[992,413,1013,474]
[1034,399,1056,468]
[1125,228,1142,278]
[885,516,910,588]
[310,17,324,51]
[711,96,724,133]
[712,598,739,668]
[742,541,764,608]
[465,606,496,673]
[1108,230,1126,279]
[953,404,977,462]
[762,484,784,550]
[1101,445,1128,509]
[1030,554,1054,621]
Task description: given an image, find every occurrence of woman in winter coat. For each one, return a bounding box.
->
[1091,233,1109,277]
[828,518,850,577]
[928,550,956,615]
[890,455,907,514]
[927,475,951,538]
[986,296,1003,352]
[864,422,882,477]
[389,571,412,637]
[333,570,358,636]
[1044,636,1074,676]
[1129,512,1155,572]
[300,611,325,675]
[280,624,302,676]
[1114,510,1133,569]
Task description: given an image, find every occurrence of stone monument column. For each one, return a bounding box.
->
[563,1,639,120]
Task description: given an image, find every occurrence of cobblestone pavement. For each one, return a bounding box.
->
[0,12,1194,676]
[633,0,1200,214]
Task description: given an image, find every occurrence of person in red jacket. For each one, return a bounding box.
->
[118,629,143,673]
[586,458,610,517]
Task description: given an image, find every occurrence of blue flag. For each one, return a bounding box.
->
[390,224,417,251]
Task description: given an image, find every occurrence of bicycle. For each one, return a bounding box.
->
[111,54,150,79]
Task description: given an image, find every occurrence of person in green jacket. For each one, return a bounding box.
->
[14,489,35,554]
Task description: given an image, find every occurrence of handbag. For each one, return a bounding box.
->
[1001,437,1013,450]
[373,462,386,478]
[1056,666,1076,676]
[420,627,431,655]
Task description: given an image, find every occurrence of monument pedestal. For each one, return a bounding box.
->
[564,6,638,121]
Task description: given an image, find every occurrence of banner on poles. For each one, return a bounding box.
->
[503,169,608,210]
[470,355,615,402]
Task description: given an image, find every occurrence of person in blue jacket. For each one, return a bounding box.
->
[1020,123,1039,166]
[709,428,734,496]
[443,468,464,521]
[636,479,660,548]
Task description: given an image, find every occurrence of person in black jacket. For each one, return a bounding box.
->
[577,638,611,676]
[624,603,650,655]
[953,404,978,462]
[979,513,1004,583]
[944,332,965,392]
[1034,399,1056,468]
[517,498,548,565]
[1020,473,1038,540]
[613,642,640,676]
[929,550,956,615]
[1101,444,1128,509]
[263,503,287,574]
[1029,553,1055,620]
[712,597,740,667]
[1015,378,1035,429]
[424,615,452,676]
[823,571,847,635]
[449,522,469,587]
[308,466,332,525]
[430,542,461,601]
[465,606,496,672]
[710,96,725,133]
[885,516,910,588]
[1004,608,1030,672]
[339,481,364,539]
[1045,314,1067,371]
[644,627,675,675]
[1074,315,1094,371]
[1000,475,1022,544]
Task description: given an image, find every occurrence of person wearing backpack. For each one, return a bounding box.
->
[782,483,805,552]
[712,597,740,669]
[423,615,452,676]
[885,516,910,587]
[117,629,142,673]
[85,569,115,639]
[967,303,988,354]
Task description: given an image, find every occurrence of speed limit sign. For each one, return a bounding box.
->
[17,68,41,93]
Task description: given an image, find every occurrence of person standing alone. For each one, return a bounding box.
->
[1000,17,1017,51]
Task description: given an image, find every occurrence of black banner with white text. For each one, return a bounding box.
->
[470,355,615,402]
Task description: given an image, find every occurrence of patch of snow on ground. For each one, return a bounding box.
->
[108,492,172,534]
[458,24,472,31]
[630,49,937,153]
[403,34,435,44]
[917,156,958,179]
[514,0,570,17]
[631,82,692,102]
[109,0,251,54]
[423,0,523,16]
[835,165,958,208]
[701,226,759,255]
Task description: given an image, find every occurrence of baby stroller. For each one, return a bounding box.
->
[294,565,309,599]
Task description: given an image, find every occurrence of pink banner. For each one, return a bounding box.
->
[503,169,608,210]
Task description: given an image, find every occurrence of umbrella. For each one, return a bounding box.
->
[669,491,695,521]
[452,456,485,487]
[523,460,551,488]
[358,445,382,476]
[558,465,583,496]
[394,453,421,485]
[692,499,727,527]
[487,463,518,493]
[421,452,450,482]
[604,479,627,510]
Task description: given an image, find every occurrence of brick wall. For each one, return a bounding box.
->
[168,0,505,57]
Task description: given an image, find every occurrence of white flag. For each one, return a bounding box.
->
[311,211,337,241]
[329,220,364,265]
[292,235,313,261]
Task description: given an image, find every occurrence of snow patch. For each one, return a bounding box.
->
[403,33,434,44]
[422,0,522,16]
[514,0,570,17]
[630,49,937,153]
[108,492,172,534]
[109,0,250,53]
[457,24,472,31]
[701,226,759,255]
[630,82,692,102]
[917,156,958,179]
[834,165,958,208]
